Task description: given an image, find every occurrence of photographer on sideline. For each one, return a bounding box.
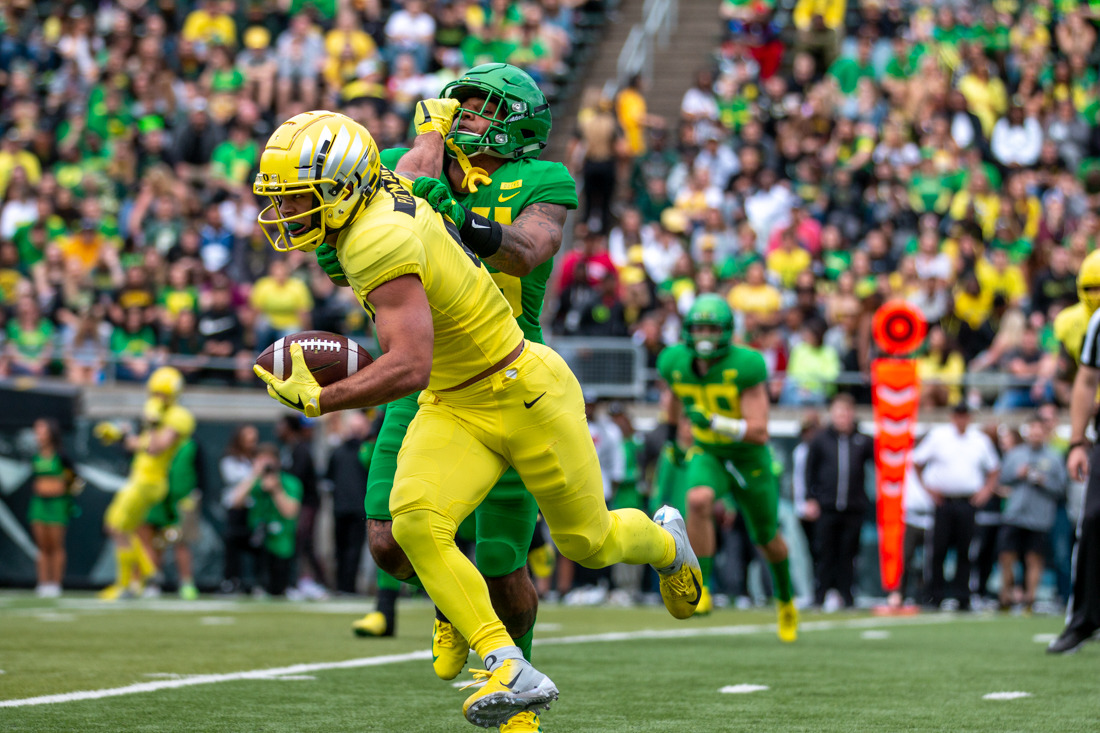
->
[226,442,302,596]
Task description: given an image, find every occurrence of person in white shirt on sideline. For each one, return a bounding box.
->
[911,402,1001,611]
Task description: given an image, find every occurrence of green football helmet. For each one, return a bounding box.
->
[682,294,734,359]
[441,63,552,160]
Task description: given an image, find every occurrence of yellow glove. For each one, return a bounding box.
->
[93,421,124,445]
[143,397,166,426]
[414,98,461,138]
[253,342,323,417]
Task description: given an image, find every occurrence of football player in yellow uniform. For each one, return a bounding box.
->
[252,111,700,728]
[1049,250,1100,653]
[96,367,196,600]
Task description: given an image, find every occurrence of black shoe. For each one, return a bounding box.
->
[1046,628,1093,655]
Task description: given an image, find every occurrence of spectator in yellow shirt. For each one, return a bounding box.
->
[249,260,314,344]
[917,326,966,406]
[617,75,660,157]
[323,9,379,91]
[182,0,237,48]
[949,171,1001,241]
[952,274,991,329]
[766,229,812,290]
[728,262,782,328]
[956,62,1007,136]
[0,131,43,200]
[976,246,1027,306]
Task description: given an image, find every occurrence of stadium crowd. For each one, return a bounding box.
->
[0,0,594,384]
[553,0,1100,412]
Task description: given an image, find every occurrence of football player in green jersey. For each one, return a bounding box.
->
[322,64,575,732]
[657,294,798,640]
[140,438,202,600]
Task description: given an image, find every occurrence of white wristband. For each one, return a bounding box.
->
[709,415,747,441]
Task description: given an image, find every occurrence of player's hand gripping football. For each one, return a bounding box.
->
[684,404,712,431]
[315,243,349,287]
[253,342,323,417]
[414,176,467,230]
[414,98,461,138]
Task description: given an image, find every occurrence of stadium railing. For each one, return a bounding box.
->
[616,0,679,90]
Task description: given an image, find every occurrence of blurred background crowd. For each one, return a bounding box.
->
[1,0,1098,413]
[0,0,598,384]
[556,0,1100,412]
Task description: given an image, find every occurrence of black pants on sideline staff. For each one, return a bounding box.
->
[257,549,291,596]
[927,497,977,608]
[900,524,927,602]
[814,509,863,606]
[582,159,615,233]
[334,514,367,594]
[1064,444,1100,637]
[223,507,252,590]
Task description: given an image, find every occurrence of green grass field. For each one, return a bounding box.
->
[0,591,1095,732]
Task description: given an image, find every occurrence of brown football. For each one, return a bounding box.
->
[255,331,372,387]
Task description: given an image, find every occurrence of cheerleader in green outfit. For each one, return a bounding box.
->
[28,419,80,597]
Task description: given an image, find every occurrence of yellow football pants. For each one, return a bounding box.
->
[105,480,168,533]
[390,341,675,659]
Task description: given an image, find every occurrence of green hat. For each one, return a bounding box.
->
[682,294,734,359]
[441,63,552,160]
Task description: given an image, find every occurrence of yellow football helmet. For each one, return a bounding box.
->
[254,110,381,252]
[1079,250,1100,315]
[147,366,183,403]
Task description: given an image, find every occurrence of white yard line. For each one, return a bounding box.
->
[0,614,969,709]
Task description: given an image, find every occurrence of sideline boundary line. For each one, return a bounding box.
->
[0,613,970,709]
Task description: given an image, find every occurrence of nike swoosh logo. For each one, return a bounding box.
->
[689,572,702,607]
[524,393,546,409]
[313,359,341,372]
[286,394,305,411]
[498,191,521,202]
[470,220,489,230]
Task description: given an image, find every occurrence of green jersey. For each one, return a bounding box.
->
[651,441,690,516]
[148,439,199,527]
[32,452,67,480]
[379,147,578,343]
[657,342,768,462]
[249,472,304,559]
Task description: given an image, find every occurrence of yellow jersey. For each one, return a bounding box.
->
[1055,301,1091,365]
[130,404,196,484]
[336,168,523,391]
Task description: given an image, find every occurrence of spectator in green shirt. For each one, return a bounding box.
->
[827,36,875,95]
[110,307,158,382]
[225,443,303,596]
[781,318,841,405]
[210,123,259,191]
[6,295,55,376]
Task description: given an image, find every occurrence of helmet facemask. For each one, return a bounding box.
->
[448,90,518,159]
[256,178,357,253]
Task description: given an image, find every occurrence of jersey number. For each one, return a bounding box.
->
[471,206,522,316]
[672,383,742,418]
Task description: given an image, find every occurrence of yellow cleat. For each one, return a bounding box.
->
[432,618,470,680]
[653,506,703,619]
[527,545,555,580]
[694,586,713,616]
[777,599,799,642]
[352,611,392,637]
[97,584,137,601]
[463,659,558,729]
[500,711,542,732]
